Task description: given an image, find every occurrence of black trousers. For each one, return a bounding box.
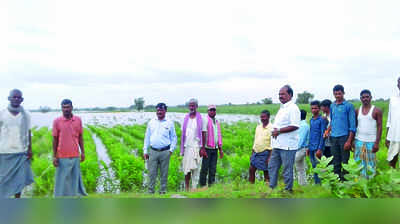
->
[199,149,218,187]
[331,135,350,181]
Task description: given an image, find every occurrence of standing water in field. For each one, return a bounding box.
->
[30,112,260,128]
[92,134,120,194]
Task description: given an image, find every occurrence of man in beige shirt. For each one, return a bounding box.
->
[249,110,272,184]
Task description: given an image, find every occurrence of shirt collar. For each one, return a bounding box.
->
[156,117,167,122]
[281,100,294,108]
[334,100,347,106]
[62,115,76,121]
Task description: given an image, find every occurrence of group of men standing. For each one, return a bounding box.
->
[143,99,223,193]
[1,77,399,197]
[249,82,388,192]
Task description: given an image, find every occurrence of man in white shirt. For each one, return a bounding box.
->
[386,77,400,168]
[268,85,300,192]
[143,103,177,194]
[0,89,34,198]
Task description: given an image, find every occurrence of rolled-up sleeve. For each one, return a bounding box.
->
[319,119,327,150]
[387,99,392,128]
[348,104,357,133]
[289,106,301,127]
[169,121,177,153]
[52,120,59,137]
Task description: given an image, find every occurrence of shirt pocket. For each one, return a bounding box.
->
[72,124,81,137]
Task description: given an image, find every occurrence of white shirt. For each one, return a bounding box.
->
[143,118,177,154]
[271,100,301,150]
[184,118,200,148]
[0,109,31,153]
[387,96,400,141]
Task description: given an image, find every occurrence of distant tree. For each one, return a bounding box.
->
[134,97,145,111]
[296,91,314,104]
[262,97,273,104]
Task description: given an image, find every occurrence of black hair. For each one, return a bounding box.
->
[360,89,371,97]
[156,103,168,111]
[333,84,345,93]
[261,110,270,117]
[282,85,294,97]
[300,109,307,120]
[61,99,73,106]
[320,99,332,108]
[310,100,320,107]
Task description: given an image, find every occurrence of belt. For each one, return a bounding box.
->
[151,145,170,151]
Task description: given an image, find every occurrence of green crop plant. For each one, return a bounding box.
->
[80,129,102,193]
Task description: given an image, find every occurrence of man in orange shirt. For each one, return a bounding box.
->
[52,99,87,197]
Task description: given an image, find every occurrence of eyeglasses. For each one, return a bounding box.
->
[208,109,216,112]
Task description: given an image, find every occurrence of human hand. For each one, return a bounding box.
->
[344,141,352,151]
[316,149,322,159]
[386,140,390,148]
[372,143,379,153]
[53,158,59,167]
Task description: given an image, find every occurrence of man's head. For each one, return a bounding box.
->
[279,85,293,104]
[8,89,23,108]
[360,89,372,106]
[300,109,307,121]
[208,105,216,118]
[310,100,321,116]
[260,110,270,125]
[61,99,73,118]
[187,98,198,114]
[333,84,345,102]
[320,99,332,114]
[156,103,167,120]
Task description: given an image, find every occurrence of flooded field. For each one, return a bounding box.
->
[31,111,260,128]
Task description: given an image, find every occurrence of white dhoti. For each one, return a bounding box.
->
[182,145,202,189]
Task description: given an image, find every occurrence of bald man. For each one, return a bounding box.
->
[0,89,34,198]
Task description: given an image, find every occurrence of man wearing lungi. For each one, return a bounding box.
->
[354,89,382,178]
[249,110,272,184]
[0,89,34,198]
[52,99,87,197]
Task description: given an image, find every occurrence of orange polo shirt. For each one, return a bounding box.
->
[52,115,83,158]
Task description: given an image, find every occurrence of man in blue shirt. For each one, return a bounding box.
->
[308,100,327,184]
[143,103,177,194]
[330,85,356,181]
[295,109,309,186]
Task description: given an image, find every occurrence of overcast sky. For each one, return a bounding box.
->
[1,0,399,109]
